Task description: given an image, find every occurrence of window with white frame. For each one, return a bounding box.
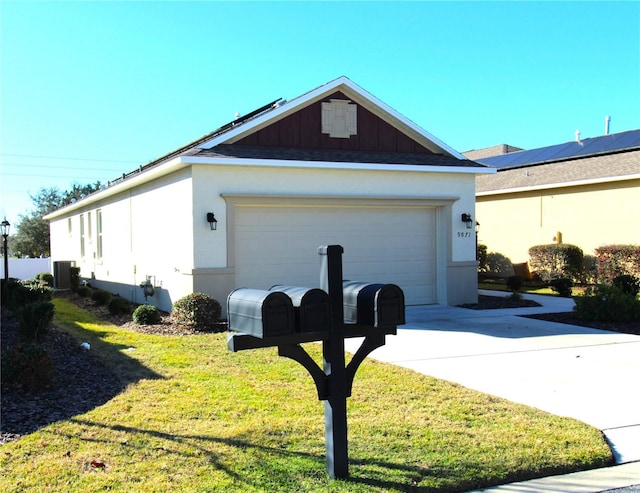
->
[87,211,92,243]
[96,209,103,260]
[80,214,85,259]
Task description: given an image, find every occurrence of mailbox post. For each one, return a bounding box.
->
[227,245,404,479]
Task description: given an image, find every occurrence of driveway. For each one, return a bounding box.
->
[344,290,640,464]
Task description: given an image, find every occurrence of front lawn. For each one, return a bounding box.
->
[0,297,612,492]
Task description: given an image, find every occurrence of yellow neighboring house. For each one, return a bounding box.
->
[468,129,640,264]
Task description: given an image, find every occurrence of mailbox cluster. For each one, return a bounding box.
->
[228,282,404,340]
[226,245,405,480]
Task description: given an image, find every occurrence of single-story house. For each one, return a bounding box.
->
[45,76,493,314]
[469,129,640,264]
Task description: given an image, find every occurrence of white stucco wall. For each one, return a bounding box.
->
[48,158,482,311]
[48,168,195,307]
[191,161,478,266]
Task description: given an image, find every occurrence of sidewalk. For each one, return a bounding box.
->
[344,290,640,491]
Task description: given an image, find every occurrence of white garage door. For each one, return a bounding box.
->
[234,203,437,305]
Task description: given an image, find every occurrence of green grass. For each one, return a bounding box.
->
[0,297,612,492]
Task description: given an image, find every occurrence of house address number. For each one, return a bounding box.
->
[457,232,473,238]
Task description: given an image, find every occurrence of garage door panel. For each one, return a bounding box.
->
[234,205,437,304]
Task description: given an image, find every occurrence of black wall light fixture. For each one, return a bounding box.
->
[207,212,218,231]
[461,213,473,229]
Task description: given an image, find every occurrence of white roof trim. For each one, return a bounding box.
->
[476,173,640,197]
[182,155,494,174]
[197,76,465,159]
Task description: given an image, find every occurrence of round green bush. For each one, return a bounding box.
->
[76,285,92,298]
[549,277,573,298]
[91,289,112,305]
[133,304,162,325]
[172,293,221,329]
[108,296,132,315]
[612,275,640,298]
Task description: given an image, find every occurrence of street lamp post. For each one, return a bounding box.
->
[1,218,10,280]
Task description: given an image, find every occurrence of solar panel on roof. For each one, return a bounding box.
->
[475,129,640,169]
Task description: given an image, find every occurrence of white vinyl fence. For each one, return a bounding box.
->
[0,257,51,281]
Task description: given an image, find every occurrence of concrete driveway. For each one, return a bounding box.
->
[344,290,640,465]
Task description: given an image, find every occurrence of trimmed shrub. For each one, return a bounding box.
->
[133,304,162,325]
[91,288,112,306]
[172,293,221,329]
[528,244,584,282]
[612,275,640,298]
[35,272,54,286]
[574,284,640,323]
[108,296,132,315]
[595,244,640,282]
[76,285,92,298]
[549,277,573,298]
[1,343,54,391]
[16,300,55,342]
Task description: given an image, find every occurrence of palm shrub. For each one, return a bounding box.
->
[6,282,52,309]
[133,304,162,325]
[172,293,221,330]
[35,272,54,286]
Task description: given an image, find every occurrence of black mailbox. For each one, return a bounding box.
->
[342,281,405,328]
[270,285,331,333]
[227,288,295,338]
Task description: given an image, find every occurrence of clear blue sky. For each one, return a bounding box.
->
[1,1,638,225]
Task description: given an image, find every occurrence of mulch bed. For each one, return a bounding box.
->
[0,292,225,445]
[1,292,637,446]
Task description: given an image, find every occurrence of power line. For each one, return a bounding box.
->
[0,162,124,172]
[1,172,110,179]
[0,152,140,164]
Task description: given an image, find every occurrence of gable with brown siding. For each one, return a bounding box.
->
[234,91,434,154]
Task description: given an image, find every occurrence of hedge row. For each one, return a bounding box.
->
[594,244,640,282]
[528,244,584,282]
[480,243,639,284]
